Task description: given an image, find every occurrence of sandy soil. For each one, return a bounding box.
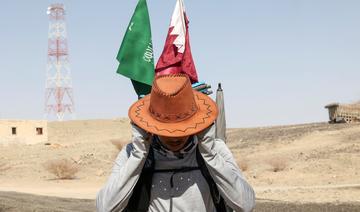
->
[1,119,359,206]
[0,119,131,199]
[228,122,360,203]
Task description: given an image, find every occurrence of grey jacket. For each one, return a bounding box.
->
[96,124,255,212]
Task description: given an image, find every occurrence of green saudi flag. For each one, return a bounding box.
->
[116,0,154,97]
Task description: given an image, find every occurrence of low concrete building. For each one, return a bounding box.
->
[325,103,360,123]
[0,120,48,144]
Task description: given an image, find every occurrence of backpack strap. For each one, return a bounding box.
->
[124,145,155,212]
[196,146,231,212]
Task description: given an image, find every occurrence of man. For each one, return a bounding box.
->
[96,74,255,212]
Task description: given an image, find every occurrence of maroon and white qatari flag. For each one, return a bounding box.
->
[155,0,198,83]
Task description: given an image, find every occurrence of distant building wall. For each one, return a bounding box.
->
[0,120,48,144]
[0,118,131,145]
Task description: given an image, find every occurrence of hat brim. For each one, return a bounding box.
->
[128,91,218,137]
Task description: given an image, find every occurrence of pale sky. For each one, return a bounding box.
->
[0,0,359,127]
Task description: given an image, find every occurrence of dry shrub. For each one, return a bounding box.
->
[268,157,287,172]
[237,158,249,172]
[44,159,79,179]
[0,162,10,173]
[110,139,127,151]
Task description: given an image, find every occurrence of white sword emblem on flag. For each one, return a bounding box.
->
[170,0,187,54]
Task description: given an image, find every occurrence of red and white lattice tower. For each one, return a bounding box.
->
[45,4,75,121]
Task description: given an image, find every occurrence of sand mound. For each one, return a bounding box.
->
[228,122,360,202]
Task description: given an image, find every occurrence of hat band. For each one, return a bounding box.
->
[149,102,198,123]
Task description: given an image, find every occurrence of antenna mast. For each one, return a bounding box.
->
[45,3,75,121]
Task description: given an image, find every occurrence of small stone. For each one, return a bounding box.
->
[96,170,105,176]
[71,156,81,163]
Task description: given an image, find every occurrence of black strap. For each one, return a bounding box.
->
[123,145,155,212]
[153,167,200,173]
[196,147,229,212]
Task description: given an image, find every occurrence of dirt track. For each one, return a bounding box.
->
[1,191,359,212]
[0,191,94,212]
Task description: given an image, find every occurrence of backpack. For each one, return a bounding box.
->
[123,144,232,212]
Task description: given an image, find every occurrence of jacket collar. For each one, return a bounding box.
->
[152,135,198,159]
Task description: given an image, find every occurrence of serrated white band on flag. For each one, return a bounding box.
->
[170,0,186,54]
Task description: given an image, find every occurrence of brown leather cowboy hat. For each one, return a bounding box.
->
[128,74,218,137]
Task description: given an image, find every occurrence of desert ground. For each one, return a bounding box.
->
[1,119,359,211]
